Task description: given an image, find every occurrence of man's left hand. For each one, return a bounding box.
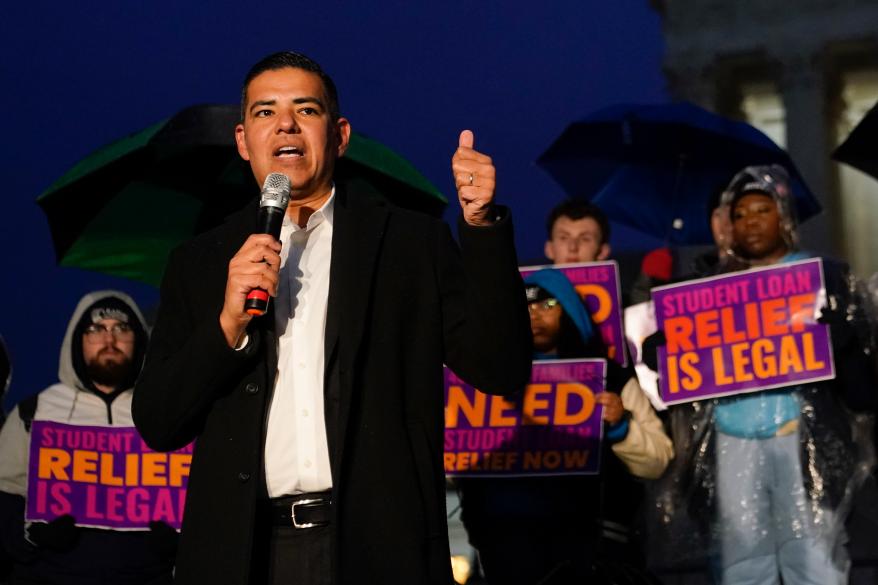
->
[452,130,496,226]
[596,392,624,425]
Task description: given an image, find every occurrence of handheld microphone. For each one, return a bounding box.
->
[244,172,291,316]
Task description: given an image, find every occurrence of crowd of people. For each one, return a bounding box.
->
[0,50,876,585]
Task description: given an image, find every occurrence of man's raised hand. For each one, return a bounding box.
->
[452,130,496,226]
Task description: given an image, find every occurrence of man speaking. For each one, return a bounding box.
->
[132,51,531,585]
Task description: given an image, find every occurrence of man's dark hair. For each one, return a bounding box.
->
[545,199,611,245]
[240,51,341,122]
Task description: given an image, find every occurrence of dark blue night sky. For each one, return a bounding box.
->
[0,1,667,407]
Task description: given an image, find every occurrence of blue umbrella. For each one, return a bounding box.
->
[537,102,821,245]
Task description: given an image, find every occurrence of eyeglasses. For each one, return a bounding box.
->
[528,298,560,313]
[83,323,135,343]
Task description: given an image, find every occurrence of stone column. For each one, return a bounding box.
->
[665,56,718,111]
[777,51,839,256]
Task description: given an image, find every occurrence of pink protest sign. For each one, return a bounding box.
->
[652,258,834,405]
[444,359,606,477]
[26,421,193,530]
[520,261,627,365]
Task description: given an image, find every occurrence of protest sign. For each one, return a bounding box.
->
[444,359,605,477]
[652,258,834,405]
[26,421,193,530]
[520,262,626,365]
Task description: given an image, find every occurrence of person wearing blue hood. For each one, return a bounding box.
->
[458,268,672,584]
[526,269,600,360]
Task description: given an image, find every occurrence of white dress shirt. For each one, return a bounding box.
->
[264,189,335,497]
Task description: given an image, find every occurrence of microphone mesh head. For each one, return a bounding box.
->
[260,173,291,209]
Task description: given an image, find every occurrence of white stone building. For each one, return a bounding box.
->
[654,0,878,278]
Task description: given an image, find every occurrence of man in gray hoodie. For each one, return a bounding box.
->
[0,291,175,585]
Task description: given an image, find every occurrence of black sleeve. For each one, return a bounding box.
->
[133,244,261,452]
[0,492,36,568]
[438,208,532,396]
[820,259,878,412]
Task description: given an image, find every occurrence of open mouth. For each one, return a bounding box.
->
[274,145,304,158]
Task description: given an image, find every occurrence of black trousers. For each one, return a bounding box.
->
[249,501,333,585]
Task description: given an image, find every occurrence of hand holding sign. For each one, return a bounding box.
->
[147,520,180,559]
[27,514,79,551]
[452,130,496,226]
[596,392,624,425]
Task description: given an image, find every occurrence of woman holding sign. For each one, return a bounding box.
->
[651,166,877,585]
[458,268,671,584]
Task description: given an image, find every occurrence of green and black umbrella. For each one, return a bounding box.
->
[38,104,446,286]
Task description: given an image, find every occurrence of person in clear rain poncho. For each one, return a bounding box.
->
[647,165,877,585]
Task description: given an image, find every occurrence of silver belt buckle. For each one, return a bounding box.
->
[291,498,327,529]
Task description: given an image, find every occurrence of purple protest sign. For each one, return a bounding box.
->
[26,421,193,531]
[520,261,627,365]
[652,258,834,405]
[444,359,606,477]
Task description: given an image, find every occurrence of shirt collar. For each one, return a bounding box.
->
[281,184,336,232]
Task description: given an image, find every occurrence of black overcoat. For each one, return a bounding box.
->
[132,185,532,584]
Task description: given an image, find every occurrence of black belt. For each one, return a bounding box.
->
[266,492,332,529]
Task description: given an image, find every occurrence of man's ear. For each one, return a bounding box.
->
[544,240,557,262]
[335,117,351,157]
[235,123,250,161]
[597,243,611,261]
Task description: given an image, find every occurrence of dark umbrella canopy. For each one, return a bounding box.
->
[37,104,447,286]
[537,102,820,245]
[833,100,878,180]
